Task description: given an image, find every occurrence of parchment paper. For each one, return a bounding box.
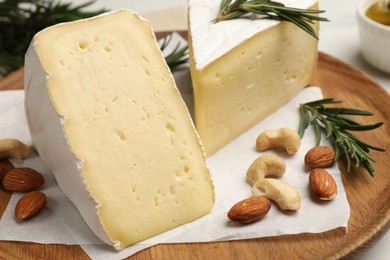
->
[0,33,350,259]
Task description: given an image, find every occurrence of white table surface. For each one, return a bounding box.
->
[71,0,390,259]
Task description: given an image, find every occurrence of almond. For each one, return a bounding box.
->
[2,167,44,192]
[15,191,47,220]
[305,146,335,168]
[309,168,337,200]
[0,160,15,182]
[228,196,271,224]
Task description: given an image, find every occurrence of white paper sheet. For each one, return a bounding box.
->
[0,33,350,259]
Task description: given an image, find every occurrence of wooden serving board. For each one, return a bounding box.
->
[0,31,389,259]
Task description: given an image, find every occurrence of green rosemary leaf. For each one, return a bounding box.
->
[298,98,385,176]
[220,0,233,11]
[159,34,171,51]
[220,10,247,21]
[346,133,386,152]
[341,122,383,131]
[342,144,352,173]
[326,116,352,127]
[334,142,341,162]
[214,0,329,39]
[160,34,189,70]
[323,118,334,139]
[277,12,318,39]
[337,115,361,126]
[362,160,375,177]
[318,107,374,116]
[362,143,386,152]
[231,0,247,9]
[312,119,321,146]
[298,104,310,138]
[303,98,342,107]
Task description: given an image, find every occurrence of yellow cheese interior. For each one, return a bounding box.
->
[34,11,214,249]
[189,4,319,155]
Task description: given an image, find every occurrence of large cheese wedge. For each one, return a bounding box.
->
[24,10,214,250]
[189,0,319,155]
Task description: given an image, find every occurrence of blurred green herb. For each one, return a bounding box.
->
[213,0,329,39]
[0,0,106,76]
[299,98,385,177]
[160,33,189,70]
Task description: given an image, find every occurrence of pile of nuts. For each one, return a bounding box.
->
[0,139,47,220]
[227,128,338,224]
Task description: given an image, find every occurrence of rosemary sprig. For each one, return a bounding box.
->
[299,98,385,177]
[213,0,329,39]
[0,0,106,76]
[160,34,189,70]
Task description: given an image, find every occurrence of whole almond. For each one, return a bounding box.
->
[228,196,271,224]
[305,146,335,168]
[2,167,44,192]
[309,168,337,200]
[15,191,47,220]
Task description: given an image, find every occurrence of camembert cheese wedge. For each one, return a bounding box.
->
[189,0,319,155]
[24,10,214,250]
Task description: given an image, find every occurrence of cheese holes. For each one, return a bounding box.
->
[169,185,176,195]
[165,123,175,145]
[79,41,87,50]
[282,37,292,46]
[115,131,126,142]
[141,56,149,64]
[154,190,167,207]
[104,45,112,53]
[165,123,175,132]
[154,197,159,207]
[245,83,254,90]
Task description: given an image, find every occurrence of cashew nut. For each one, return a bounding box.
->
[246,154,286,186]
[0,139,29,159]
[256,128,301,155]
[251,178,301,210]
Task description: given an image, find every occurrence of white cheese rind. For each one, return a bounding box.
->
[189,0,317,70]
[24,10,214,249]
[24,39,113,245]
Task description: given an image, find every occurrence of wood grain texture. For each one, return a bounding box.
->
[0,31,389,259]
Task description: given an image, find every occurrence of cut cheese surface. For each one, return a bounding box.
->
[24,10,214,249]
[189,0,319,155]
